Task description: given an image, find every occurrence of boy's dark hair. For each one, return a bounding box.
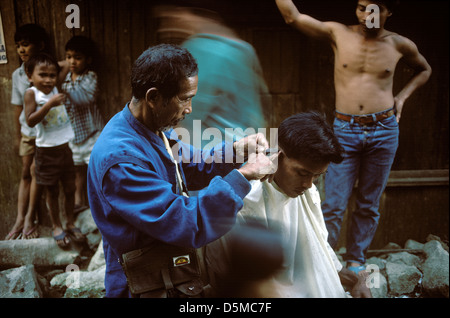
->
[131,44,198,100]
[25,52,60,76]
[14,24,49,50]
[65,35,96,59]
[278,111,344,164]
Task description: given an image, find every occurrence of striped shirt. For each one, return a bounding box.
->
[62,70,104,144]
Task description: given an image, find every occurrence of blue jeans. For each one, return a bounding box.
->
[322,113,399,265]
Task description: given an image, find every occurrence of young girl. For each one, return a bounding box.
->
[24,53,84,248]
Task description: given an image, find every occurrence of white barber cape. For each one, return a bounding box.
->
[207,180,348,298]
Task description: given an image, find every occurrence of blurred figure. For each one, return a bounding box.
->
[210,220,284,298]
[154,4,269,149]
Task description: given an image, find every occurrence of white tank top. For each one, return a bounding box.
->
[28,86,74,147]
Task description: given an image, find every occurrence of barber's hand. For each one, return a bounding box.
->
[233,133,270,163]
[238,152,278,181]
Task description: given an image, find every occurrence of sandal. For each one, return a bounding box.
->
[22,225,39,240]
[66,227,85,243]
[347,264,366,275]
[5,228,23,240]
[53,230,70,248]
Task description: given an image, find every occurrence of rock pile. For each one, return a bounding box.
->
[0,209,106,298]
[338,235,449,298]
[1,209,448,298]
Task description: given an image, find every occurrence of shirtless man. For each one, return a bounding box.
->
[275,0,431,273]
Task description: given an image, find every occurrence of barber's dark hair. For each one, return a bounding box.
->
[131,44,198,100]
[278,111,344,164]
[14,24,50,51]
[25,52,60,76]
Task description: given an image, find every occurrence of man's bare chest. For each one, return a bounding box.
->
[333,33,402,78]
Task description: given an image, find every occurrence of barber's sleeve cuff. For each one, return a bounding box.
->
[223,169,251,200]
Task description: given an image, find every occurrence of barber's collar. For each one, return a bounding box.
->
[123,103,167,147]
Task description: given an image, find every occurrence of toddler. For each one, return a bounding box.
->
[24,53,84,248]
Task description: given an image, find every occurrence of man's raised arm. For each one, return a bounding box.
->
[275,0,335,40]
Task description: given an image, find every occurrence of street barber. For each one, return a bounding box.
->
[87,44,275,298]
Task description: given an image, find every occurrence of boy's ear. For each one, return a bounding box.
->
[144,88,159,109]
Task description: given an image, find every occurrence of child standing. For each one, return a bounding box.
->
[62,36,104,214]
[6,24,49,240]
[24,53,83,248]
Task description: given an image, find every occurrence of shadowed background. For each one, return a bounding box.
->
[0,0,448,247]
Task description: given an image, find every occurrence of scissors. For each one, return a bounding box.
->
[264,148,279,156]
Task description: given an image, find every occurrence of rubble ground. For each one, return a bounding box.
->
[1,209,448,298]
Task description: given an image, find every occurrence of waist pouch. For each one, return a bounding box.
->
[121,242,206,298]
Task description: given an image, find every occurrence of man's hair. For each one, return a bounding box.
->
[278,111,344,164]
[65,35,96,59]
[131,44,198,100]
[25,52,60,76]
[366,0,399,13]
[14,24,49,50]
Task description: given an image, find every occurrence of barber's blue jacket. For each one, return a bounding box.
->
[87,104,251,297]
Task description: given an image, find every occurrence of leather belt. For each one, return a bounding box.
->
[335,109,395,124]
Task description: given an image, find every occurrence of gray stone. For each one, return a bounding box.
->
[74,209,102,250]
[386,252,422,270]
[422,240,449,297]
[0,238,81,269]
[404,239,425,250]
[385,262,422,296]
[368,270,388,298]
[426,235,449,253]
[382,242,402,250]
[87,239,105,271]
[74,209,97,233]
[366,257,386,273]
[0,264,43,298]
[423,240,448,258]
[50,264,106,298]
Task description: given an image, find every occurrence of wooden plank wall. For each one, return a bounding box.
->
[0,0,448,245]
